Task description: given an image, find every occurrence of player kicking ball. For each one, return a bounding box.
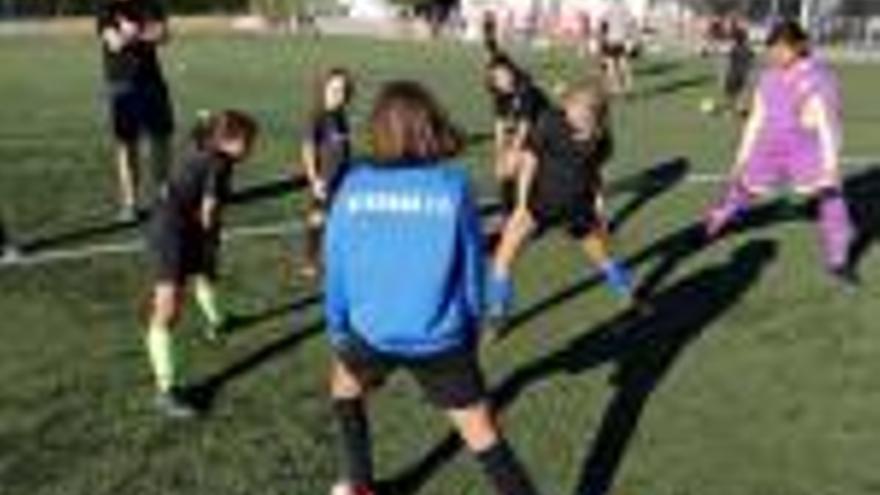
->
[324,81,541,495]
[487,82,642,327]
[144,110,258,418]
[704,20,858,287]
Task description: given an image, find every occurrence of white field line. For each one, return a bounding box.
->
[2,155,878,269]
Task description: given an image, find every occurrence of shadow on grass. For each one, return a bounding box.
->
[634,60,683,78]
[18,173,309,253]
[637,74,714,99]
[637,164,880,297]
[188,291,323,411]
[605,157,689,233]
[381,240,777,495]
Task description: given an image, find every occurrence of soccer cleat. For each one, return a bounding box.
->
[116,205,140,224]
[153,388,198,419]
[829,265,861,293]
[329,483,375,495]
[0,245,21,264]
[202,315,239,344]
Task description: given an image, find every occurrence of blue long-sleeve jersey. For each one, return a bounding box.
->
[323,160,485,358]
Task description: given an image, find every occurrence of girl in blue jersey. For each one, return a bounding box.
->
[323,81,540,495]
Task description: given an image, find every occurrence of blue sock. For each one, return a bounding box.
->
[599,260,633,299]
[488,273,514,318]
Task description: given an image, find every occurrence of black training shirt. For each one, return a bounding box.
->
[304,109,351,192]
[528,108,613,204]
[156,149,232,234]
[96,0,167,83]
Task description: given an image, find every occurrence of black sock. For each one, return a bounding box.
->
[332,398,373,486]
[475,440,539,495]
[500,179,518,217]
[305,224,323,267]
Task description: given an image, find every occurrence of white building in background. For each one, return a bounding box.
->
[338,0,396,19]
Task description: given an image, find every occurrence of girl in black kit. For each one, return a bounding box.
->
[97,0,175,221]
[485,55,550,218]
[298,68,354,279]
[488,83,642,324]
[144,110,258,418]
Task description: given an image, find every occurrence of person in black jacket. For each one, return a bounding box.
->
[96,0,175,221]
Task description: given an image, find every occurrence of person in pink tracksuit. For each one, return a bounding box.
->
[705,19,857,286]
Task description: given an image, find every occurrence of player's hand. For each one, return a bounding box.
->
[118,18,140,40]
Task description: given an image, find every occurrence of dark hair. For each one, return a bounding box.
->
[485,54,529,94]
[191,109,259,153]
[369,80,464,163]
[766,19,809,54]
[310,67,355,119]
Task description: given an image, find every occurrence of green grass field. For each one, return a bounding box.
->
[1,33,880,495]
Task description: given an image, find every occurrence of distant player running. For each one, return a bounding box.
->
[298,68,355,279]
[97,0,175,221]
[324,81,540,495]
[705,20,857,286]
[144,110,258,418]
[485,55,550,218]
[488,83,641,325]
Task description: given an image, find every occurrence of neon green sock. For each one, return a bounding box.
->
[146,322,178,393]
[194,277,224,327]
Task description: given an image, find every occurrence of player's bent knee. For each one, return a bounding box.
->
[151,283,183,324]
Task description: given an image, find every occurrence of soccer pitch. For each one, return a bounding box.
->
[1,33,880,495]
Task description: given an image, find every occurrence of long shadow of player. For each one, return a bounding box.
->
[17,174,309,254]
[638,164,880,298]
[571,239,776,494]
[605,157,689,234]
[381,240,777,494]
[633,60,683,78]
[187,292,323,411]
[637,74,715,100]
[842,166,880,272]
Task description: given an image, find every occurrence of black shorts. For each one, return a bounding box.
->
[528,191,601,239]
[335,336,486,410]
[602,43,627,59]
[723,73,748,100]
[149,221,219,284]
[108,79,175,142]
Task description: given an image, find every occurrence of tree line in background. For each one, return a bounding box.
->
[0,0,342,18]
